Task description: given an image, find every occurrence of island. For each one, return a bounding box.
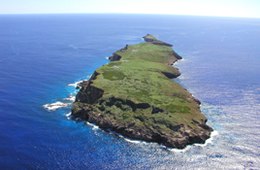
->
[72,34,213,149]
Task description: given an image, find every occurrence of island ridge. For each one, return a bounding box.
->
[72,34,213,149]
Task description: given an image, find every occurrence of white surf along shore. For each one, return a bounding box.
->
[43,77,217,153]
[43,79,87,111]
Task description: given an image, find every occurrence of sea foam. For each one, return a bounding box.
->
[43,101,69,111]
[67,80,83,88]
[65,112,72,119]
[169,130,219,153]
[86,122,99,130]
[64,95,76,102]
[82,119,218,152]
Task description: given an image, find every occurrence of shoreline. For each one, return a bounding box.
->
[43,58,215,151]
[72,34,213,149]
[71,114,217,152]
[47,75,216,152]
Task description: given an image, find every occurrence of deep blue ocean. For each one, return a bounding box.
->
[0,14,259,169]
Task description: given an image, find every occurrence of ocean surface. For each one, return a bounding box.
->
[0,14,259,169]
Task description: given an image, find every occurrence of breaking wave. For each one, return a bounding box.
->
[43,101,69,111]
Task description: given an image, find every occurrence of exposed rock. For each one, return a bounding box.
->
[172,50,182,60]
[161,71,181,79]
[72,100,212,149]
[143,34,173,47]
[76,80,89,89]
[76,72,104,104]
[109,53,122,61]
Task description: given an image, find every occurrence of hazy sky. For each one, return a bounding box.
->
[0,0,259,18]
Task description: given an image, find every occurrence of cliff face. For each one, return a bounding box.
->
[72,34,213,149]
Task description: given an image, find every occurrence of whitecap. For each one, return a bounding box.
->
[169,145,192,153]
[67,80,83,88]
[68,76,91,88]
[117,134,147,144]
[64,95,76,102]
[169,130,219,153]
[66,112,72,119]
[43,102,69,111]
[194,130,219,147]
[86,122,99,130]
[123,138,142,144]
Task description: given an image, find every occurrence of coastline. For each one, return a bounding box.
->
[44,69,217,152]
[68,112,218,153]
[71,34,213,149]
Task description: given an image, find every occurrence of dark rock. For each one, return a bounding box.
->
[152,107,164,114]
[143,34,173,47]
[193,97,201,105]
[172,50,182,59]
[109,53,122,61]
[76,80,89,89]
[119,44,128,52]
[161,71,181,79]
[76,84,104,104]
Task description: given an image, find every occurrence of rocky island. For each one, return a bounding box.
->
[72,34,213,149]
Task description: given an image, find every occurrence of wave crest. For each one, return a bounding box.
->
[43,102,69,111]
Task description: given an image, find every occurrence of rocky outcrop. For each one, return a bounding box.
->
[143,34,173,47]
[162,71,181,79]
[172,50,182,60]
[72,98,212,149]
[109,53,122,61]
[75,72,104,104]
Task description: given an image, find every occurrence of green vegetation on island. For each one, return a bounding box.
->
[72,34,213,149]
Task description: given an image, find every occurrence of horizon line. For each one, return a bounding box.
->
[0,12,259,19]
